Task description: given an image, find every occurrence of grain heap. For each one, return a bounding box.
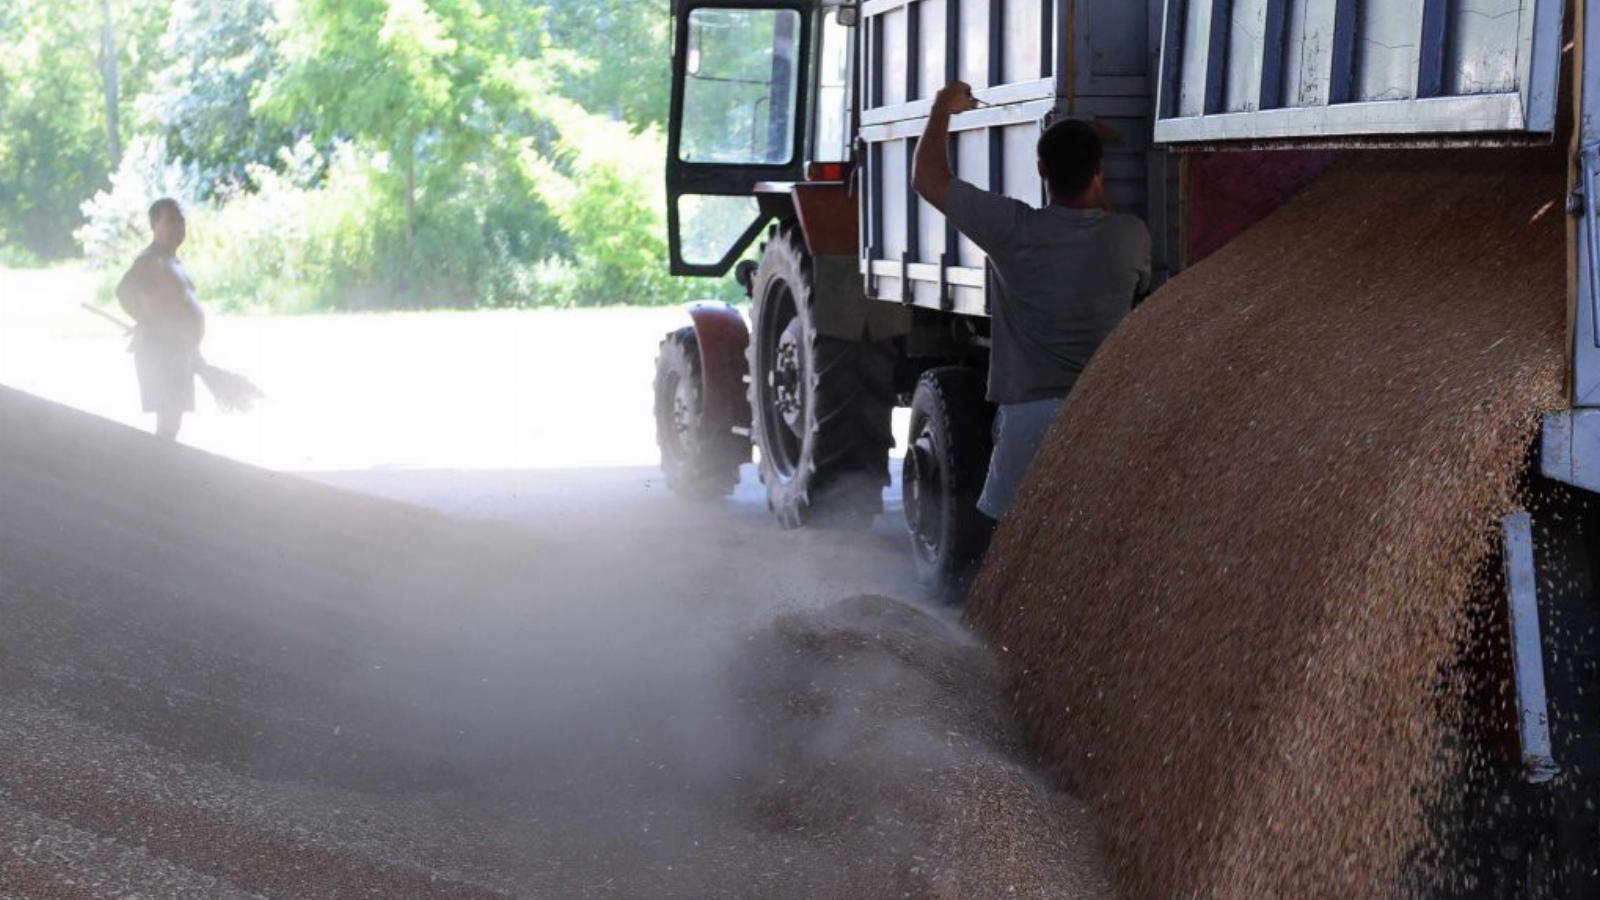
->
[966,149,1569,897]
[732,595,1112,899]
[0,388,1116,899]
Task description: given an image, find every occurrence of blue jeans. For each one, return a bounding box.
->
[977,396,1065,519]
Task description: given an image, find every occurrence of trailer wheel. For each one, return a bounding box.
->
[903,367,995,594]
[748,227,895,528]
[654,326,743,499]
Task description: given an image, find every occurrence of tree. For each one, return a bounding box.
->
[541,0,670,129]
[0,0,108,258]
[521,97,697,306]
[0,0,167,259]
[140,0,297,191]
[98,0,121,169]
[262,0,535,263]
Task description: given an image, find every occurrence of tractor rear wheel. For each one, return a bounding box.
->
[747,227,896,528]
[903,367,995,594]
[654,326,744,499]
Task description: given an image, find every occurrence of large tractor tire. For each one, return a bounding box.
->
[748,227,895,528]
[654,326,744,499]
[902,367,995,595]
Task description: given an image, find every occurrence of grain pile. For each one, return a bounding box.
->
[0,387,1114,899]
[966,149,1569,897]
[731,595,1112,899]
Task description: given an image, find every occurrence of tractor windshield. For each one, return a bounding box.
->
[679,7,802,165]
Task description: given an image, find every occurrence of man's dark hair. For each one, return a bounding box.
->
[148,198,181,227]
[1037,119,1104,198]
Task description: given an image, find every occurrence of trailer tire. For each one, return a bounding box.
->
[903,367,995,595]
[654,326,744,500]
[748,227,895,528]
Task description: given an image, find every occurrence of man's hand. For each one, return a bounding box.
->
[933,81,979,116]
[915,81,978,210]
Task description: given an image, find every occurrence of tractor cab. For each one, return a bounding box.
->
[666,0,856,277]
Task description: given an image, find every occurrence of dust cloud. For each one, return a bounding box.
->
[0,386,1108,899]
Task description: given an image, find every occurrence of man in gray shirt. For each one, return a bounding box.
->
[913,81,1151,519]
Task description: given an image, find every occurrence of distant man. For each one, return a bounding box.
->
[912,81,1151,520]
[116,198,205,441]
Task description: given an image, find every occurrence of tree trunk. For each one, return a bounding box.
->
[99,0,121,169]
[403,129,417,264]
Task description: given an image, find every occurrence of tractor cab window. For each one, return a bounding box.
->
[680,8,803,165]
[677,195,761,266]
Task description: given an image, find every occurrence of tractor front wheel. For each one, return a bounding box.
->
[654,326,745,499]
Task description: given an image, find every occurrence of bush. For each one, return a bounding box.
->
[77,109,737,311]
[75,136,203,271]
[523,99,735,308]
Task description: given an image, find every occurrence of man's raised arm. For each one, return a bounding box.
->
[913,82,978,211]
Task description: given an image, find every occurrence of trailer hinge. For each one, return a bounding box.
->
[938,251,953,312]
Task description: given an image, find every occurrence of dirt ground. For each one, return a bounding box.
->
[0,274,1110,898]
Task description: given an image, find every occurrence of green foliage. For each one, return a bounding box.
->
[522,99,704,307]
[185,141,387,312]
[543,0,670,127]
[0,1,113,258]
[0,0,171,258]
[3,0,741,309]
[75,135,203,270]
[141,0,297,190]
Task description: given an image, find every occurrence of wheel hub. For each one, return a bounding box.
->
[905,432,943,559]
[671,376,698,455]
[771,321,804,432]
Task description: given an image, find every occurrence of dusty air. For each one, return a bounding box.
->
[0,1,1596,898]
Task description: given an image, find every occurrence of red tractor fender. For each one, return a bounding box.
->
[755,179,858,257]
[686,301,753,439]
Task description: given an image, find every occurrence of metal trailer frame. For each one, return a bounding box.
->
[1152,0,1566,144]
[1145,8,1600,858]
[1145,0,1600,500]
[1501,511,1561,784]
[856,0,1179,319]
[1547,0,1600,486]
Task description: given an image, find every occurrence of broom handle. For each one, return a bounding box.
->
[82,303,210,369]
[81,302,135,334]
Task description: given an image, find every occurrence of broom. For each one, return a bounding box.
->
[81,303,266,413]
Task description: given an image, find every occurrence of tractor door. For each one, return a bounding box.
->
[667,0,813,277]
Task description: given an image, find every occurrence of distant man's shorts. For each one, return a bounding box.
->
[135,348,196,414]
[978,396,1066,520]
